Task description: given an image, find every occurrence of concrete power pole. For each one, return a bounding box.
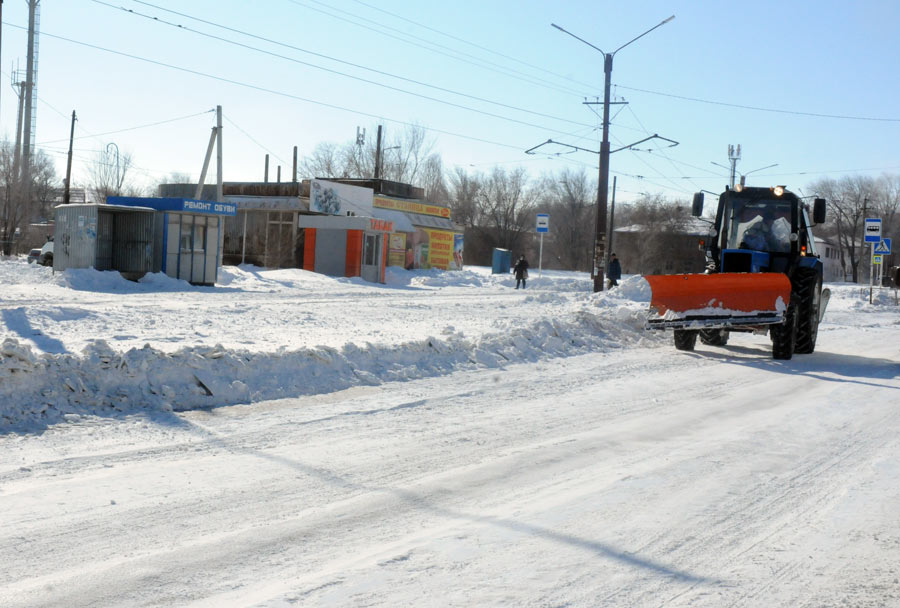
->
[21,1,40,197]
[728,144,741,188]
[64,110,75,204]
[374,125,383,180]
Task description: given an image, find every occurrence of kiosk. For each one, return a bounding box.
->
[109,196,237,285]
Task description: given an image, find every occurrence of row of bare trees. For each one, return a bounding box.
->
[807,174,899,282]
[0,141,59,254]
[4,122,899,279]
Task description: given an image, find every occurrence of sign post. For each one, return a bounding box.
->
[865,218,882,303]
[536,213,549,278]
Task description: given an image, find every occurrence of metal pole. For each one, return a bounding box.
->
[592,52,612,292]
[216,105,223,202]
[292,145,298,183]
[264,154,269,183]
[374,125,383,179]
[195,127,216,200]
[64,111,75,204]
[870,242,874,304]
[539,232,543,278]
[606,175,617,265]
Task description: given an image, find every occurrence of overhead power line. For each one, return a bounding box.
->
[88,2,595,135]
[345,0,599,93]
[6,23,526,153]
[37,109,216,145]
[617,84,900,122]
[285,0,592,98]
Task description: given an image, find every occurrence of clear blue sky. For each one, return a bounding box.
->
[2,0,898,204]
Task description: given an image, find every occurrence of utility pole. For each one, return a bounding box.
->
[215,105,223,202]
[64,110,75,204]
[292,146,298,183]
[728,144,741,188]
[374,125,383,179]
[552,15,675,292]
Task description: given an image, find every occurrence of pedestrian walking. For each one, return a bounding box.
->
[513,255,529,289]
[607,253,622,288]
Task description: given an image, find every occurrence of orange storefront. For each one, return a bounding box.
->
[298,215,393,284]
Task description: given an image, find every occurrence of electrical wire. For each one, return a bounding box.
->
[124,0,592,128]
[286,0,592,98]
[92,1,594,134]
[36,109,215,146]
[344,0,599,93]
[617,84,900,122]
[6,23,528,153]
[223,116,287,164]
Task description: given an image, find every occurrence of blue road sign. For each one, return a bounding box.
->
[865,218,882,243]
[874,238,891,255]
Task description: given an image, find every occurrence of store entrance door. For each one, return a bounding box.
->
[361,232,383,283]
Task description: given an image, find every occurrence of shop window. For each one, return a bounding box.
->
[180,224,206,252]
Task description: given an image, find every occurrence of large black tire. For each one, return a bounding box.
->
[771,300,798,360]
[674,329,698,351]
[699,328,729,346]
[794,269,821,354]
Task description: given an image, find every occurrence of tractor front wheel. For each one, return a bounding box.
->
[674,329,698,351]
[771,300,798,360]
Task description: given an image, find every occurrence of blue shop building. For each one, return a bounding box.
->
[53,196,237,285]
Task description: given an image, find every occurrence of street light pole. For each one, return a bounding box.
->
[554,15,674,292]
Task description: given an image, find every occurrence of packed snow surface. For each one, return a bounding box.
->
[1,258,898,607]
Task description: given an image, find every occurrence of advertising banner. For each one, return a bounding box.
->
[419,228,460,270]
[374,196,451,219]
[388,233,408,268]
[310,179,374,216]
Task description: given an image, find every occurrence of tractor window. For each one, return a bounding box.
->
[724,199,792,252]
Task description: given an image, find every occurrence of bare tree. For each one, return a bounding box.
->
[807,175,876,283]
[300,142,344,178]
[477,166,535,253]
[87,145,134,203]
[0,141,58,254]
[299,124,445,193]
[418,155,448,204]
[448,167,482,228]
[538,168,594,271]
[614,193,695,275]
[30,150,58,222]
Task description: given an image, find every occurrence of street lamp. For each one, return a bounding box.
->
[711,161,778,188]
[553,15,675,292]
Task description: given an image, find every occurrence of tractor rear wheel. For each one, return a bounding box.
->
[699,328,729,346]
[674,329,698,351]
[794,270,821,354]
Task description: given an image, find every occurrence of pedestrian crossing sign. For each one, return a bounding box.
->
[874,238,891,255]
[873,255,883,264]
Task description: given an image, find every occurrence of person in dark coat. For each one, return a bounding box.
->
[607,253,622,288]
[513,255,530,289]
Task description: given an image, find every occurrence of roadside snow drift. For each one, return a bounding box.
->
[1,262,656,430]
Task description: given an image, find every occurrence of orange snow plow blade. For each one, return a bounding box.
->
[644,273,791,330]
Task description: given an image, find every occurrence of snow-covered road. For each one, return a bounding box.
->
[2,261,899,606]
[2,321,898,607]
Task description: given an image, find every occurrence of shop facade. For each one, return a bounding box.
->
[109,196,237,285]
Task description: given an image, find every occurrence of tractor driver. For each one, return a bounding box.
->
[741,209,789,252]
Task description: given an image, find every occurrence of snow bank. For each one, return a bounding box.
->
[0,263,658,430]
[0,309,652,431]
[2,260,893,432]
